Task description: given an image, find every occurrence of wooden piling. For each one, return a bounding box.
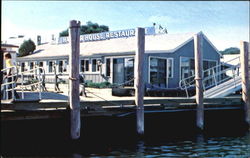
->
[69,20,81,139]
[0,50,3,104]
[240,41,250,126]
[194,33,204,130]
[134,27,145,135]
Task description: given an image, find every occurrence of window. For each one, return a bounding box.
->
[180,57,217,87]
[48,61,53,73]
[29,62,34,70]
[39,61,43,68]
[63,60,68,72]
[203,60,217,88]
[21,63,25,72]
[59,61,63,73]
[80,60,84,72]
[58,60,67,73]
[180,57,194,80]
[124,58,134,86]
[167,58,173,78]
[106,58,110,77]
[80,59,89,72]
[39,62,44,73]
[86,60,89,71]
[92,59,102,72]
[92,59,97,72]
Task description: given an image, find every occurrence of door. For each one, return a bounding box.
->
[113,58,124,84]
[149,57,167,88]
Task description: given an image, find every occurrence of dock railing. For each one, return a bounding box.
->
[18,66,45,100]
[1,66,18,100]
[179,56,241,98]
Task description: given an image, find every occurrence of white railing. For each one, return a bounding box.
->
[18,66,45,100]
[179,56,241,98]
[1,66,19,100]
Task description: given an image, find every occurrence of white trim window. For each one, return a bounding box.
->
[38,61,44,73]
[105,58,111,77]
[39,61,44,68]
[48,61,54,73]
[58,60,68,73]
[80,59,89,72]
[180,56,218,88]
[21,62,25,72]
[180,57,217,80]
[29,61,34,71]
[91,58,101,72]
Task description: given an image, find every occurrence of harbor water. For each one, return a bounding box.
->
[1,132,250,157]
[78,133,250,157]
[1,108,250,157]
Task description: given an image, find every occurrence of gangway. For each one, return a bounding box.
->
[179,56,242,98]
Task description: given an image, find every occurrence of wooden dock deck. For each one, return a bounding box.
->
[1,89,243,121]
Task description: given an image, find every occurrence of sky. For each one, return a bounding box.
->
[2,1,249,51]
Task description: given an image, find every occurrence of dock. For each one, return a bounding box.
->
[1,88,243,121]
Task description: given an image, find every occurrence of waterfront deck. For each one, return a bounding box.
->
[1,88,243,121]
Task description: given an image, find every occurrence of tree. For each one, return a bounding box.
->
[219,47,240,55]
[59,21,109,37]
[18,39,36,57]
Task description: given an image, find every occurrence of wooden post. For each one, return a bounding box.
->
[240,41,250,126]
[194,33,204,130]
[0,50,3,102]
[134,27,145,135]
[69,20,81,139]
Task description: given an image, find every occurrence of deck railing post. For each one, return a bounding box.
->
[135,27,145,135]
[21,73,24,99]
[194,33,204,130]
[240,41,250,126]
[69,20,81,139]
[212,68,217,86]
[12,74,14,100]
[38,67,42,100]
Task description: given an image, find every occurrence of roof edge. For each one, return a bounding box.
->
[200,32,222,57]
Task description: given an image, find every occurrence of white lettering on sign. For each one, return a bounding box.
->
[58,27,154,44]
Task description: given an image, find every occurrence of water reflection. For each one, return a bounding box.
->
[140,133,250,158]
[2,132,250,158]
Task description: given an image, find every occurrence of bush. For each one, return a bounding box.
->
[86,81,113,88]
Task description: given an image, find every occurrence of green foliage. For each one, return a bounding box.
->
[59,29,69,37]
[219,47,240,55]
[86,81,113,88]
[59,21,109,37]
[18,39,36,57]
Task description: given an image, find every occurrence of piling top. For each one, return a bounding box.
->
[70,20,81,28]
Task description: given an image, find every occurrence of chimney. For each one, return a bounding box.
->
[37,35,41,45]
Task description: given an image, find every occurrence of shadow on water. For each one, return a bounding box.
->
[1,109,250,157]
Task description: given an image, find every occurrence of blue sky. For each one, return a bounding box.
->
[2,1,249,50]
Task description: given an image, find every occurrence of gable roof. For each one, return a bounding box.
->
[18,32,220,59]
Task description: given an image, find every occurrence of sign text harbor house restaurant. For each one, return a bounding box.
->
[17,27,221,93]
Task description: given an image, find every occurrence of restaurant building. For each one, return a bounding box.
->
[16,28,221,90]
